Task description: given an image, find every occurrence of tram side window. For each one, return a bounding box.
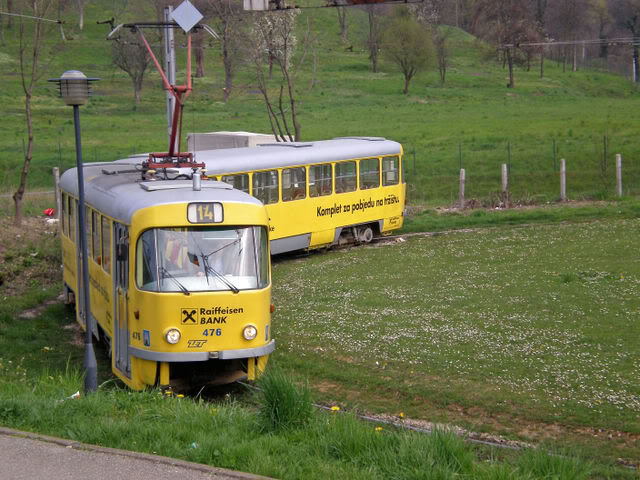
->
[309,163,332,197]
[382,156,400,186]
[61,193,68,236]
[359,158,380,190]
[102,216,111,274]
[282,167,306,202]
[221,173,249,193]
[92,211,100,261]
[335,161,357,193]
[86,207,93,258]
[69,199,76,244]
[252,170,279,204]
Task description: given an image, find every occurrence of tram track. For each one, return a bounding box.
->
[230,381,638,471]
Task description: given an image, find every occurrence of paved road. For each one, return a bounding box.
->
[0,427,272,480]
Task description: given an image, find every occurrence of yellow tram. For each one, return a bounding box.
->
[59,163,274,390]
[194,137,406,254]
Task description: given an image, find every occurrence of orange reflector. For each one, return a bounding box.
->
[270,304,275,313]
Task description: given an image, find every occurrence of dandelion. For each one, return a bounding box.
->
[176,394,184,398]
[399,412,405,419]
[331,405,340,413]
[375,426,383,433]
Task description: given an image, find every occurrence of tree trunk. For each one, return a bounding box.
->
[403,76,410,94]
[133,78,141,109]
[195,33,205,78]
[367,7,378,73]
[540,49,544,78]
[13,93,34,226]
[222,28,233,102]
[337,7,348,42]
[507,48,514,88]
[634,45,640,85]
[76,0,84,30]
[7,0,13,29]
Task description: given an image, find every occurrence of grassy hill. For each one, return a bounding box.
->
[1,2,639,207]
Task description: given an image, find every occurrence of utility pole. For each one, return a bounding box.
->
[164,6,177,152]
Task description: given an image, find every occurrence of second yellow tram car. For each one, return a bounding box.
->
[59,163,274,390]
[194,137,406,254]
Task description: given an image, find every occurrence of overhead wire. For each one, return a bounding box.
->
[0,10,61,24]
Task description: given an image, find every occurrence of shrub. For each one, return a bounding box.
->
[256,368,313,432]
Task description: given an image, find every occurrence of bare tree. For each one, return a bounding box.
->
[248,10,307,141]
[534,0,548,77]
[411,0,450,85]
[111,29,152,109]
[591,0,611,59]
[206,0,245,101]
[551,0,589,71]
[472,0,536,88]
[13,0,58,226]
[365,5,383,73]
[610,0,640,82]
[382,10,434,94]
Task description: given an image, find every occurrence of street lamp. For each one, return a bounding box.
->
[49,70,100,394]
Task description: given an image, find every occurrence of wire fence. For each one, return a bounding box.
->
[403,135,640,205]
[2,135,639,209]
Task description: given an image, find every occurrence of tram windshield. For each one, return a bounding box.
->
[136,226,269,293]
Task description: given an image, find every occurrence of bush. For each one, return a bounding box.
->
[256,368,313,432]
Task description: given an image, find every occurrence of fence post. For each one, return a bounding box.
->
[53,167,61,220]
[616,153,622,197]
[459,168,465,209]
[560,158,566,201]
[501,163,509,208]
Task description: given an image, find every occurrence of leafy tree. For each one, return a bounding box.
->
[381,12,434,94]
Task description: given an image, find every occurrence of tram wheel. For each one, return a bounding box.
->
[360,226,374,243]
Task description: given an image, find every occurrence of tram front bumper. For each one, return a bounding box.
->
[129,339,275,362]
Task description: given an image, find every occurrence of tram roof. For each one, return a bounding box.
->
[193,137,403,175]
[60,162,263,224]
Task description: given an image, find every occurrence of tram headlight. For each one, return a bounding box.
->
[243,325,258,341]
[165,328,181,345]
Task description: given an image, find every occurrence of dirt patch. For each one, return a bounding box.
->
[310,379,640,462]
[0,215,61,298]
[63,321,85,347]
[19,294,65,319]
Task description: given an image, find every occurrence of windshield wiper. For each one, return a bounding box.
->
[203,237,241,259]
[160,267,190,295]
[200,254,240,294]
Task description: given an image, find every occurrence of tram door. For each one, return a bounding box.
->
[113,223,131,378]
[74,200,86,327]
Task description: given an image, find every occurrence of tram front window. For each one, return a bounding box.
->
[136,226,269,293]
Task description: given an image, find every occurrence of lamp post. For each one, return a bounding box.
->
[49,71,100,394]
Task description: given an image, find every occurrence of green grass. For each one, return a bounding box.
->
[0,213,637,476]
[0,354,603,479]
[271,217,640,468]
[400,198,640,233]
[1,3,640,207]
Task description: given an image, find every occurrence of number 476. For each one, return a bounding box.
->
[203,329,222,336]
